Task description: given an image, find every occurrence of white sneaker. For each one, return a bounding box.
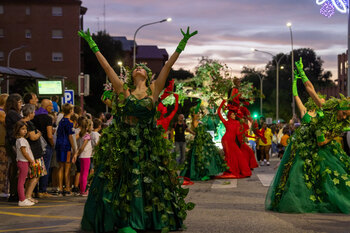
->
[266,161,270,166]
[260,161,265,166]
[18,199,35,207]
[264,159,267,163]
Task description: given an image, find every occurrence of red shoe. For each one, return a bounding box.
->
[179,176,194,185]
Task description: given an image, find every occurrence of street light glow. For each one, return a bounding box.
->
[280,66,284,70]
[251,48,256,51]
[167,18,172,22]
[117,61,122,66]
[286,22,292,27]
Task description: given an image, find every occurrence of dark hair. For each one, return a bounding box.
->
[93,118,102,129]
[105,112,112,120]
[74,105,82,115]
[14,120,27,138]
[70,113,79,123]
[62,103,73,116]
[23,93,35,104]
[4,93,22,114]
[52,95,58,102]
[78,117,88,138]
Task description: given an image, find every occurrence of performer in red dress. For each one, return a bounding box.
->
[157,80,179,134]
[217,99,251,178]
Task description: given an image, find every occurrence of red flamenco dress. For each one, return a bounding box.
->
[217,100,251,178]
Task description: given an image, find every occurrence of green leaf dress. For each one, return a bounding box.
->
[180,122,227,181]
[81,94,194,232]
[266,112,350,213]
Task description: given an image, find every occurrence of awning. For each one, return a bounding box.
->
[0,66,47,79]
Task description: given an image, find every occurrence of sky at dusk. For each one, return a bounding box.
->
[81,0,348,79]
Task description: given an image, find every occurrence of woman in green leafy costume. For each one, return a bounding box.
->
[266,58,350,213]
[180,103,227,181]
[78,27,197,233]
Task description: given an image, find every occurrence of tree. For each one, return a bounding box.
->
[241,48,334,121]
[82,31,124,115]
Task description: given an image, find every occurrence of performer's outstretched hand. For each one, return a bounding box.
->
[176,27,198,53]
[295,57,309,83]
[78,28,99,53]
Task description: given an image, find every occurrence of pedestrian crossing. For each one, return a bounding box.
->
[209,172,275,189]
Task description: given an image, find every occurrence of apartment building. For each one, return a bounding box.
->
[0,0,86,92]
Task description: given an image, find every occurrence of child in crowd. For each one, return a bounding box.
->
[90,119,102,175]
[73,118,92,196]
[14,121,35,206]
[55,103,77,196]
[72,116,84,194]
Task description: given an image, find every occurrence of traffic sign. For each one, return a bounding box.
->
[62,89,74,105]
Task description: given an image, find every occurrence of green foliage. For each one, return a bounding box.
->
[91,92,194,229]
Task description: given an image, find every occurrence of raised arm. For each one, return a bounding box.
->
[295,58,323,108]
[293,70,307,118]
[152,27,197,99]
[217,99,227,123]
[78,29,124,94]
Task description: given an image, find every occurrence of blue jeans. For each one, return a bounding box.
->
[39,145,53,193]
[249,140,256,152]
[175,141,186,164]
[271,142,278,154]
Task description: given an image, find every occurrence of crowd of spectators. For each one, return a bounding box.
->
[0,92,110,206]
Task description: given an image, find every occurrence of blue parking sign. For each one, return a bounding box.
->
[62,90,74,105]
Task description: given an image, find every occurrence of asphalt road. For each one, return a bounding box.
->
[1,157,350,233]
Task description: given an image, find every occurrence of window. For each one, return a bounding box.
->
[52,29,63,39]
[52,52,63,61]
[52,7,62,16]
[25,52,32,61]
[0,51,4,61]
[26,7,30,15]
[25,29,31,38]
[0,5,3,14]
[0,29,3,38]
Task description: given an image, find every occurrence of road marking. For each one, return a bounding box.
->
[256,174,274,186]
[0,203,83,209]
[211,179,237,189]
[0,210,81,220]
[0,225,67,232]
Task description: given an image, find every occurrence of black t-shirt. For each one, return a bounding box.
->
[174,122,188,142]
[26,121,44,159]
[33,114,53,144]
[5,109,22,146]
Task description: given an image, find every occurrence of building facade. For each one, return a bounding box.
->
[0,0,86,93]
[318,50,348,98]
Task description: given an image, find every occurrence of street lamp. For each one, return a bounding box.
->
[7,45,27,93]
[287,22,295,116]
[252,71,265,116]
[252,48,286,121]
[117,61,123,75]
[133,18,172,67]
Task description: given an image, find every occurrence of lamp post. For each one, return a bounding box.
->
[252,72,265,116]
[117,61,123,76]
[287,22,295,116]
[133,18,172,67]
[7,45,26,93]
[252,48,286,121]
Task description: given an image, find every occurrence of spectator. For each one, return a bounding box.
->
[90,118,102,175]
[74,105,82,117]
[70,113,79,194]
[97,112,106,123]
[0,94,9,198]
[33,99,54,198]
[21,104,46,204]
[55,103,76,196]
[258,122,273,166]
[5,93,23,202]
[72,116,85,194]
[279,127,290,158]
[23,92,39,109]
[73,118,92,196]
[14,121,35,206]
[170,114,195,164]
[51,96,60,113]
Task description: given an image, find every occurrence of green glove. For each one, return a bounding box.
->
[292,77,298,97]
[78,28,99,53]
[176,27,198,53]
[295,57,309,83]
